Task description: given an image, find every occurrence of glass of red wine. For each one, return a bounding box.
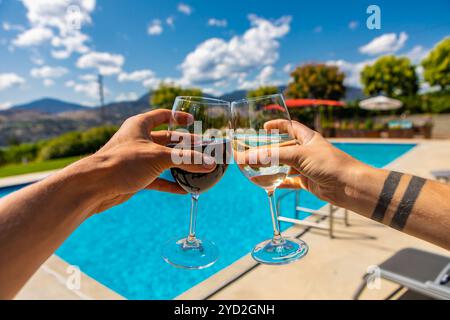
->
[162,96,231,269]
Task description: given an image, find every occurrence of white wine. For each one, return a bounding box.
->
[233,133,292,190]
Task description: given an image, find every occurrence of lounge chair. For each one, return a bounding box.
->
[431,170,450,183]
[353,248,450,300]
[276,189,349,238]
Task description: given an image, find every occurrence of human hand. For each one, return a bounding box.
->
[247,119,367,206]
[76,109,216,214]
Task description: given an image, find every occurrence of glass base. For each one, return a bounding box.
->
[251,237,308,265]
[162,236,219,269]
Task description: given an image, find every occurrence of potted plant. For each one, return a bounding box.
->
[335,120,352,137]
[321,119,335,137]
[388,124,414,138]
[361,119,381,138]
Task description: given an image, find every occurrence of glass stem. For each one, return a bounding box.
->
[266,189,284,244]
[187,193,199,243]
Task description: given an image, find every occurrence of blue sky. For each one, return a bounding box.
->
[0,0,449,108]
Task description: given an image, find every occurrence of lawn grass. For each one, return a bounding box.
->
[0,156,85,178]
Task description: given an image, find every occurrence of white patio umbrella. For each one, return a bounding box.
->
[359,95,403,111]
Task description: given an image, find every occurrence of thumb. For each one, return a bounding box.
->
[162,146,217,172]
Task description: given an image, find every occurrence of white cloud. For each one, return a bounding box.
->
[238,65,280,90]
[67,69,109,99]
[65,80,76,88]
[116,92,138,101]
[51,31,90,59]
[348,21,359,30]
[30,65,68,78]
[118,69,155,82]
[0,73,26,91]
[180,14,291,87]
[79,74,97,82]
[12,26,53,47]
[142,77,163,89]
[43,79,55,87]
[326,59,373,88]
[177,3,192,15]
[166,16,175,28]
[313,26,322,33]
[2,22,25,32]
[283,63,292,73]
[30,55,45,65]
[359,32,408,55]
[148,19,163,35]
[81,100,97,107]
[73,81,105,99]
[19,0,95,36]
[404,45,430,64]
[0,101,13,110]
[208,18,227,27]
[13,0,95,58]
[202,87,222,96]
[76,51,125,76]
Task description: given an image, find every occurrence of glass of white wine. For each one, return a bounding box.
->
[231,94,308,265]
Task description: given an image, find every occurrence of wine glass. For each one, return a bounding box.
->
[231,93,308,265]
[162,96,231,269]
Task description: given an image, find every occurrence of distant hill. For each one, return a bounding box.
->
[345,86,365,101]
[11,98,88,114]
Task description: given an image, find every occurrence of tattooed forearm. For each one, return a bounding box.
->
[390,176,426,230]
[371,171,427,231]
[371,171,403,222]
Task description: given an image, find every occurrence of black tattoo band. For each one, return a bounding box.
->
[390,176,426,230]
[371,171,403,222]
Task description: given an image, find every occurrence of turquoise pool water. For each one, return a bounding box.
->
[0,143,415,299]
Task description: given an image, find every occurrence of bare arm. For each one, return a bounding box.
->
[251,120,450,250]
[0,109,214,299]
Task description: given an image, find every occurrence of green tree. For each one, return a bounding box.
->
[361,55,419,97]
[285,63,346,100]
[247,86,279,98]
[150,83,202,109]
[422,37,450,90]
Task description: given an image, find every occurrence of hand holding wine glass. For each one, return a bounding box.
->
[162,96,231,269]
[231,94,308,265]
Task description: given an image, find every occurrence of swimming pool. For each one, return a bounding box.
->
[0,143,415,299]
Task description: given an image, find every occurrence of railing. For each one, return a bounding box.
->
[276,189,349,238]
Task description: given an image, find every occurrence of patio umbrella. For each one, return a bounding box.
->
[285,98,345,132]
[359,95,402,111]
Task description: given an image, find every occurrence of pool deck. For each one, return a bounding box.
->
[5,138,450,300]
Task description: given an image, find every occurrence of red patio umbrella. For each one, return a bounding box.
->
[285,99,345,132]
[286,99,345,108]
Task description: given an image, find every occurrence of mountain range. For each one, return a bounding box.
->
[0,86,364,146]
[3,86,364,115]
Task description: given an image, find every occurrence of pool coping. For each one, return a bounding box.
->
[0,138,431,299]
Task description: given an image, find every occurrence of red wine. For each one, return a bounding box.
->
[169,139,231,194]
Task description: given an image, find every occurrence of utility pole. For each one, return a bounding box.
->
[98,74,105,122]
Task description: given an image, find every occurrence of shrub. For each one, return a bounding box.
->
[38,132,84,160]
[363,118,374,130]
[2,143,41,164]
[81,126,117,154]
[38,126,118,160]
